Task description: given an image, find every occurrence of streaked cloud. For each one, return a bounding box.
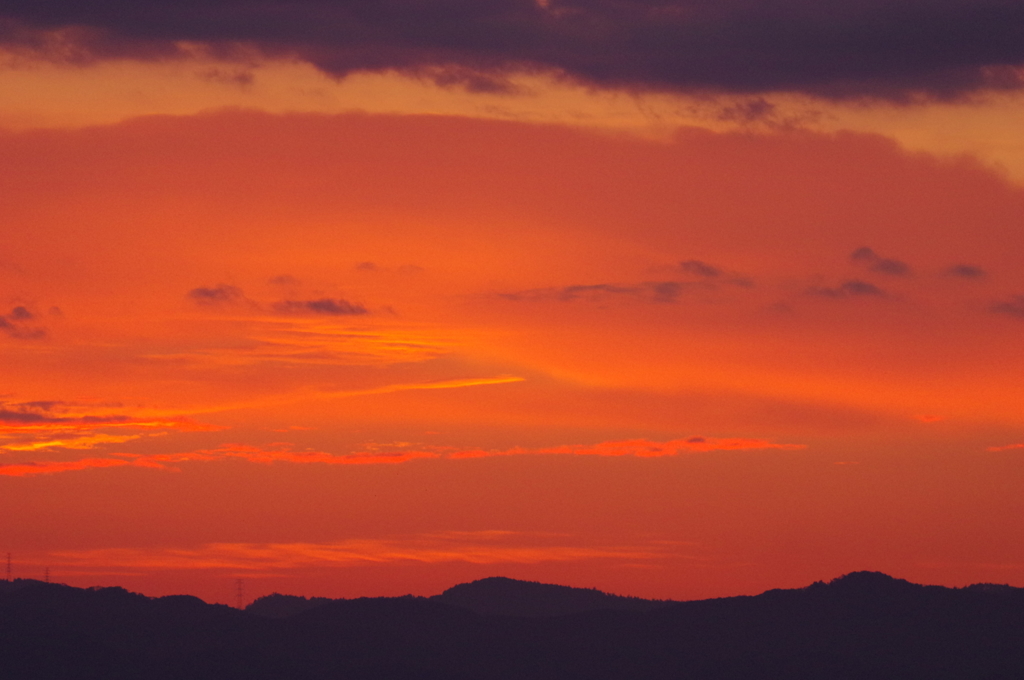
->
[44,531,674,573]
[0,436,805,477]
[0,401,223,453]
[145,320,458,368]
[0,457,136,477]
[987,443,1024,452]
[447,437,806,459]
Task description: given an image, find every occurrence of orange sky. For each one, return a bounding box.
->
[3,45,1024,605]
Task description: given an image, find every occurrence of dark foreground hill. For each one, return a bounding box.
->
[3,572,1024,679]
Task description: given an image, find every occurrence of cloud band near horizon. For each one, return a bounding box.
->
[0,437,807,477]
[2,0,1024,100]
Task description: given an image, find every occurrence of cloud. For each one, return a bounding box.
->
[988,443,1024,452]
[992,295,1024,318]
[0,457,135,477]
[0,435,804,477]
[678,260,753,287]
[448,437,807,459]
[679,260,722,278]
[43,532,670,573]
[0,401,223,453]
[2,1,1023,99]
[273,298,368,315]
[807,279,886,298]
[8,305,32,320]
[499,280,702,304]
[187,284,245,305]
[0,305,46,339]
[945,264,987,279]
[850,247,911,276]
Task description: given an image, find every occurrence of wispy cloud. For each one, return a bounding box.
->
[189,285,368,317]
[0,305,46,339]
[0,457,137,477]
[0,436,804,477]
[44,531,675,574]
[991,295,1024,319]
[807,279,886,298]
[146,321,457,368]
[850,247,911,276]
[448,437,806,459]
[987,443,1024,452]
[0,401,223,453]
[678,260,753,287]
[322,375,525,399]
[499,281,704,304]
[945,264,987,279]
[187,284,246,306]
[272,298,368,316]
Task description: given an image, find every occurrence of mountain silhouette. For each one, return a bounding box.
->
[247,576,670,619]
[4,572,1024,679]
[432,576,670,616]
[246,593,334,619]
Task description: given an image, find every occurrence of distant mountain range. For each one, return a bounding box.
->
[3,572,1024,679]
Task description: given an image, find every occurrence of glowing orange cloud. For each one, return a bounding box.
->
[0,416,221,435]
[447,437,807,459]
[987,443,1024,451]
[0,412,225,453]
[0,457,135,477]
[2,433,144,451]
[134,444,442,467]
[0,437,805,477]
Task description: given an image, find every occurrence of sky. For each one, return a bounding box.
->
[2,0,1024,606]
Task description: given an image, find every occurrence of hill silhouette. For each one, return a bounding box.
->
[248,576,670,619]
[3,572,1024,679]
[430,576,669,616]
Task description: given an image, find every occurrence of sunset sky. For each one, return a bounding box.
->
[2,0,1024,606]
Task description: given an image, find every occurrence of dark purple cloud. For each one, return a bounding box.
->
[2,0,1023,99]
[945,264,987,279]
[679,260,753,287]
[273,298,368,315]
[187,284,245,305]
[992,295,1024,318]
[0,305,46,339]
[679,260,722,278]
[850,247,912,276]
[499,279,708,303]
[808,279,886,298]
